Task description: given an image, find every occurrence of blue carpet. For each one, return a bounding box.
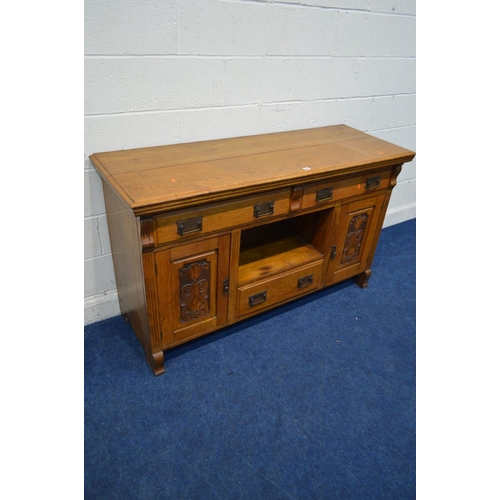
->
[85,218,416,499]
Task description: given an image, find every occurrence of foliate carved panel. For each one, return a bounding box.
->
[341,213,369,265]
[179,259,211,323]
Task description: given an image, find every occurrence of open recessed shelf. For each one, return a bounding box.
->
[238,215,327,285]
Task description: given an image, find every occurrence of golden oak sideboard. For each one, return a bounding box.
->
[90,125,415,375]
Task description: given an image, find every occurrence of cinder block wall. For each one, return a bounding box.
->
[84,0,416,325]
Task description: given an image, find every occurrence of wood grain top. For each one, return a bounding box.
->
[90,124,415,216]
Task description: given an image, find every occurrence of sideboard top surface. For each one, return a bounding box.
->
[90,124,415,216]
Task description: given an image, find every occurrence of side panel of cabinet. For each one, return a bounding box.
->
[156,235,231,347]
[325,194,385,285]
[102,184,156,359]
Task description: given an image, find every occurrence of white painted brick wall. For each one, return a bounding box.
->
[179,0,267,56]
[84,0,416,325]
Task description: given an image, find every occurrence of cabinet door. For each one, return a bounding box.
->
[156,235,230,346]
[325,194,385,285]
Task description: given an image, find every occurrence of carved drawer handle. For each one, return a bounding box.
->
[249,291,267,307]
[365,177,381,190]
[253,201,274,218]
[176,216,203,236]
[315,187,333,202]
[297,274,313,289]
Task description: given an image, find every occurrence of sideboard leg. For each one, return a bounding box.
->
[147,351,166,376]
[356,269,371,288]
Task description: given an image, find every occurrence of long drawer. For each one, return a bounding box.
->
[236,260,324,318]
[301,169,391,210]
[155,188,291,245]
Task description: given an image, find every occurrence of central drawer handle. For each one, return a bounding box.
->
[249,291,267,307]
[315,187,333,202]
[176,215,202,236]
[365,176,381,190]
[253,201,274,218]
[297,274,313,289]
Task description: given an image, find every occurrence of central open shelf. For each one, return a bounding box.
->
[237,213,330,286]
[238,235,323,285]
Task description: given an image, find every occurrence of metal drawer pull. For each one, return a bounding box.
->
[176,215,202,236]
[253,201,274,218]
[315,187,333,202]
[249,291,267,307]
[365,176,381,190]
[297,274,313,289]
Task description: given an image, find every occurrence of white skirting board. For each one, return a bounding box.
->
[383,202,416,228]
[84,290,121,326]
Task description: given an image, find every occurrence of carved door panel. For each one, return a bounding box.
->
[156,235,230,346]
[325,194,385,285]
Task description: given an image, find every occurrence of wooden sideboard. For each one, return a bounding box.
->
[90,125,415,375]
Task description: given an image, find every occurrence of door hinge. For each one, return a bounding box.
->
[223,278,229,295]
[330,245,337,260]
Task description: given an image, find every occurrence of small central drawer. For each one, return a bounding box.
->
[155,188,290,245]
[236,260,324,318]
[301,169,391,209]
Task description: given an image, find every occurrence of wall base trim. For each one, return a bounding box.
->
[383,202,416,228]
[84,290,120,326]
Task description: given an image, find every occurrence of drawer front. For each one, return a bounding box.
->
[301,170,391,210]
[236,260,324,318]
[155,188,290,245]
